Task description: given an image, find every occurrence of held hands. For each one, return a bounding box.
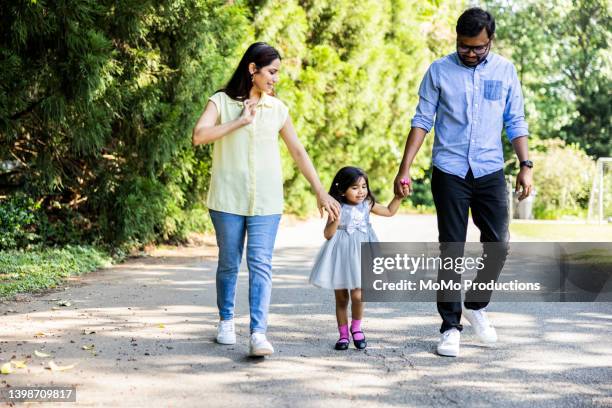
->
[515,167,533,201]
[394,171,412,199]
[317,190,341,222]
[239,99,257,125]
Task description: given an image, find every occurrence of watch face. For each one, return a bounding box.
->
[521,160,533,168]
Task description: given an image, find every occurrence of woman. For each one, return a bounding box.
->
[193,42,340,357]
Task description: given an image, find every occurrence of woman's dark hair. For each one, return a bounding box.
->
[456,7,495,38]
[328,166,376,207]
[221,42,282,101]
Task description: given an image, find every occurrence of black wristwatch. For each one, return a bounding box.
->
[520,160,534,169]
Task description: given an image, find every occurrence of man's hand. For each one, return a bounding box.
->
[317,190,341,221]
[394,170,412,198]
[515,167,533,201]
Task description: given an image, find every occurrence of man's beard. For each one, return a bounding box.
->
[459,52,489,67]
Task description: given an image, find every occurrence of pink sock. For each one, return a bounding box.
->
[338,324,349,342]
[351,319,364,341]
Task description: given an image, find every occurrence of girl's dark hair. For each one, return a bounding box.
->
[220,42,282,101]
[456,7,495,38]
[328,166,376,207]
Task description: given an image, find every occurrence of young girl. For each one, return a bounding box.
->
[309,166,409,350]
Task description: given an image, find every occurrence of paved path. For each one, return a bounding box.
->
[1,215,611,407]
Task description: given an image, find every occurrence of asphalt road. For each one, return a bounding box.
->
[1,215,610,407]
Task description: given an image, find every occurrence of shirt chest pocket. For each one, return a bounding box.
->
[483,80,503,101]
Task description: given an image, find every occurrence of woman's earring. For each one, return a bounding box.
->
[250,74,254,82]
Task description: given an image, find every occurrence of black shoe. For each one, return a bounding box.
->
[335,338,350,350]
[351,330,367,349]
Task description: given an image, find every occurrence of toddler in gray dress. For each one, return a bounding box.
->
[309,166,409,350]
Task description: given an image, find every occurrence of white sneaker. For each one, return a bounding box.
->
[463,307,497,343]
[216,319,236,345]
[249,333,274,356]
[437,328,460,357]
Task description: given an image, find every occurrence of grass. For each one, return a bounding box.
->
[0,246,113,300]
[510,221,612,241]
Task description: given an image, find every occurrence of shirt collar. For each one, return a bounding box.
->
[227,92,273,108]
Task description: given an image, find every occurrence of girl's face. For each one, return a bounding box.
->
[250,58,281,95]
[343,177,368,205]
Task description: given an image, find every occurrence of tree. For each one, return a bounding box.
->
[489,0,611,158]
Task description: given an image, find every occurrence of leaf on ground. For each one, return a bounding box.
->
[81,344,95,350]
[12,361,27,369]
[35,332,51,338]
[34,350,51,358]
[1,363,12,374]
[47,361,76,371]
[57,301,72,307]
[157,324,165,329]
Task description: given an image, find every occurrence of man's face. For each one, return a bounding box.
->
[457,28,491,67]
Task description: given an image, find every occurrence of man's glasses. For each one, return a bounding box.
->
[457,40,491,56]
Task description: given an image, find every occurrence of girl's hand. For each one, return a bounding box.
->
[239,99,257,125]
[317,190,341,222]
[397,183,411,199]
[394,171,412,197]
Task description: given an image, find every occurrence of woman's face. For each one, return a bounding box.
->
[251,58,281,95]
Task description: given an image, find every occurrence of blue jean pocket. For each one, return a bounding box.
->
[484,80,502,100]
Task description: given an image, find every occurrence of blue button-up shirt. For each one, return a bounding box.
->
[411,52,529,179]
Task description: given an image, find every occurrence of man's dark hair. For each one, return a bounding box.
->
[456,7,495,38]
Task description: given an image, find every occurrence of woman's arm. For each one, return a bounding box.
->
[192,100,256,146]
[280,116,341,221]
[371,196,403,217]
[323,213,341,240]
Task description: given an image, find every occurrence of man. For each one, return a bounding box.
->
[394,7,533,357]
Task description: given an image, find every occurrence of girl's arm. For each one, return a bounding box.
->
[323,213,341,240]
[371,196,403,217]
[280,115,341,221]
[192,100,256,146]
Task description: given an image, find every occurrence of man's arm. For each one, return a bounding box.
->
[394,65,439,197]
[394,128,427,197]
[505,64,532,201]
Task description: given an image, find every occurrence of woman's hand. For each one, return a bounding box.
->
[317,190,341,222]
[239,99,257,125]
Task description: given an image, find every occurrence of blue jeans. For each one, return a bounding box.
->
[209,209,281,333]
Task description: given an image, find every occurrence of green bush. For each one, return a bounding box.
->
[0,245,112,299]
[527,138,595,219]
[0,193,40,250]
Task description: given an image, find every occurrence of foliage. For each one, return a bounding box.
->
[3,0,607,250]
[489,0,611,158]
[0,0,249,247]
[0,246,112,299]
[0,193,40,250]
[526,138,595,219]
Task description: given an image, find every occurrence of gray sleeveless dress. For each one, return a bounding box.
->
[309,200,379,289]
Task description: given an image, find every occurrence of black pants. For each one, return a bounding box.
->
[431,166,509,333]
